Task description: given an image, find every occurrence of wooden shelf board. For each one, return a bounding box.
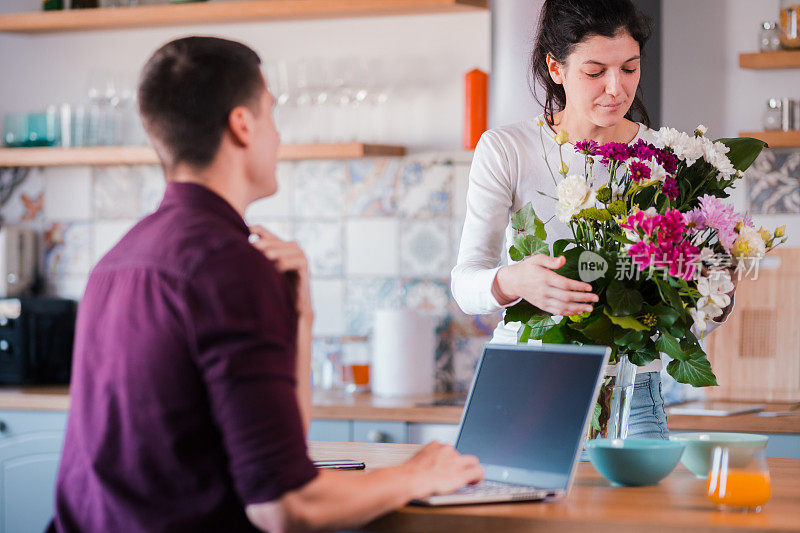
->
[0,143,406,167]
[0,0,488,33]
[739,131,800,148]
[739,50,800,69]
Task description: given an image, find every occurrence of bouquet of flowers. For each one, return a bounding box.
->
[506,123,785,404]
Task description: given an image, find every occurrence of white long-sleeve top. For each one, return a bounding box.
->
[451,115,726,373]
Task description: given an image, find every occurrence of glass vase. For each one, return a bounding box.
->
[607,354,637,439]
[590,353,637,440]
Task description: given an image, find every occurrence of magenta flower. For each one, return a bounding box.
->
[655,148,678,174]
[621,208,697,280]
[575,139,599,156]
[630,139,657,161]
[597,142,631,165]
[628,160,651,182]
[662,177,679,199]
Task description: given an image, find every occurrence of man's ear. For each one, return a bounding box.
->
[546,53,564,85]
[227,106,255,147]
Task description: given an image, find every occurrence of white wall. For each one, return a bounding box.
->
[0,1,491,151]
[662,0,800,245]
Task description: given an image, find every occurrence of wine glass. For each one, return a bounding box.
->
[707,445,771,513]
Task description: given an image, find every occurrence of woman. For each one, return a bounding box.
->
[452,0,732,439]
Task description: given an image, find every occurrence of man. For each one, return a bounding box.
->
[50,37,482,533]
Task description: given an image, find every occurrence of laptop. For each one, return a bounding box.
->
[413,343,610,506]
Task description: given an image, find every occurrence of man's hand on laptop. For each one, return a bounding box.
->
[403,441,484,497]
[249,225,313,320]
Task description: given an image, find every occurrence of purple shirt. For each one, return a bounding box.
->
[51,182,317,532]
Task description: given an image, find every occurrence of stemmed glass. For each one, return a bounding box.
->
[707,446,771,513]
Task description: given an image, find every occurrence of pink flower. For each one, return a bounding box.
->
[622,208,697,279]
[686,195,739,252]
[630,139,657,161]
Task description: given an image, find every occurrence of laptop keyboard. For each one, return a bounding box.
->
[453,480,546,498]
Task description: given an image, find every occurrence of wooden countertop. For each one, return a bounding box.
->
[308,442,800,533]
[2,387,799,434]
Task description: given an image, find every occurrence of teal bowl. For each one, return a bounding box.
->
[669,432,768,479]
[585,438,686,486]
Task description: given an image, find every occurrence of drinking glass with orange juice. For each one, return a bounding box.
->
[707,446,771,513]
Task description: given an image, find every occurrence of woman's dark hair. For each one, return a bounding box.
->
[138,36,264,172]
[531,0,653,128]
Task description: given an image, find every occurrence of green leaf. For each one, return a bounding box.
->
[513,234,549,257]
[613,329,645,347]
[541,323,568,344]
[651,304,680,327]
[628,348,659,366]
[717,137,768,172]
[526,314,557,340]
[667,357,718,387]
[602,307,650,331]
[656,278,683,311]
[606,280,643,316]
[611,233,634,245]
[596,186,612,203]
[570,313,614,345]
[555,247,583,280]
[534,217,547,241]
[518,324,532,343]
[575,207,613,222]
[606,200,627,217]
[591,403,602,431]
[655,332,684,360]
[511,203,537,233]
[509,246,524,262]
[553,239,571,258]
[504,300,548,324]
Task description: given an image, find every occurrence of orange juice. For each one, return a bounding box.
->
[350,364,370,387]
[707,470,771,508]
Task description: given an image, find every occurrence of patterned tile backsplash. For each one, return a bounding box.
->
[0,152,495,392]
[747,149,800,214]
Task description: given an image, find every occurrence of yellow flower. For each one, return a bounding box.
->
[775,225,786,238]
[536,119,544,127]
[759,227,771,243]
[731,239,751,258]
[559,162,569,175]
[554,130,569,145]
[735,221,744,232]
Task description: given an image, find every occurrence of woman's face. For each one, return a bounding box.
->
[549,30,641,128]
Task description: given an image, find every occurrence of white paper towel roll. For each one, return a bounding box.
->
[372,309,436,397]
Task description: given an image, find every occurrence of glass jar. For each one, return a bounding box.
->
[759,21,781,51]
[763,98,783,131]
[780,1,800,49]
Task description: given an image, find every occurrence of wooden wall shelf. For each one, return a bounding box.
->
[739,131,800,149]
[0,143,406,167]
[739,50,800,69]
[0,0,488,33]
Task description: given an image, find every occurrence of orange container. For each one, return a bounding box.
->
[463,69,488,150]
[707,470,772,508]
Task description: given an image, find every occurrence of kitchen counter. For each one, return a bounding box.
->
[308,441,800,533]
[2,386,799,435]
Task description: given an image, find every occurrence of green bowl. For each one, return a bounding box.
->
[669,432,768,479]
[585,438,686,486]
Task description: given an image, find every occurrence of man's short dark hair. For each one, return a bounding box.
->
[138,36,264,171]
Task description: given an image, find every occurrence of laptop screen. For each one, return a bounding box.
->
[454,344,608,491]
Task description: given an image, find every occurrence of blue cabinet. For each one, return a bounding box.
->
[308,419,351,442]
[0,410,68,533]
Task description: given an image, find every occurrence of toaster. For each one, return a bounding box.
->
[0,225,37,298]
[0,297,76,384]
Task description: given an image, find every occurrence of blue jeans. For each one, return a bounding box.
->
[627,371,669,440]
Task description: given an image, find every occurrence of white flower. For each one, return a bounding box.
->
[654,127,682,149]
[555,175,597,223]
[696,124,708,135]
[689,307,709,333]
[698,247,725,267]
[732,226,766,259]
[700,138,735,180]
[696,270,734,317]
